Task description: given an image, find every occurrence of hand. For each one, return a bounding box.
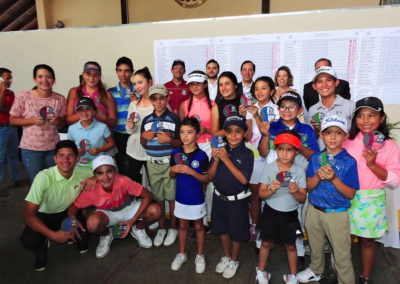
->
[238,104,247,117]
[78,148,85,156]
[270,180,281,193]
[247,105,258,117]
[88,148,101,156]
[217,147,229,162]
[211,148,220,161]
[156,132,171,144]
[141,131,155,141]
[80,176,96,191]
[130,92,138,102]
[48,116,58,126]
[363,149,377,168]
[70,219,86,240]
[32,116,45,126]
[289,181,299,194]
[323,165,336,181]
[176,164,193,175]
[316,167,327,180]
[259,121,270,136]
[119,220,135,239]
[310,119,320,131]
[127,119,135,129]
[51,230,74,243]
[244,129,252,141]
[199,125,208,135]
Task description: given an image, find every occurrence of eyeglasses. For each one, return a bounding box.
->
[279,105,297,112]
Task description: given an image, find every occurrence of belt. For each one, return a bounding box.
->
[149,156,170,165]
[313,205,347,213]
[215,189,251,202]
[0,124,11,127]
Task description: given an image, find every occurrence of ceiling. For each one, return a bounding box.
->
[0,0,37,32]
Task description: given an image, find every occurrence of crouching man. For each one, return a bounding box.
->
[68,155,161,258]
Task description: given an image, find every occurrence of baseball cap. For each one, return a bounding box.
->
[149,84,167,97]
[313,66,337,82]
[83,61,101,73]
[320,115,348,133]
[76,97,96,111]
[187,72,208,84]
[223,114,247,130]
[92,155,116,172]
[277,91,302,108]
[355,96,384,113]
[273,132,301,149]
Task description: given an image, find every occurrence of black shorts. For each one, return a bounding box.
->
[258,203,301,245]
[211,193,250,242]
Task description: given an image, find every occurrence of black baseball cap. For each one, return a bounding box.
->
[355,96,383,113]
[223,114,247,130]
[76,97,97,111]
[276,91,302,108]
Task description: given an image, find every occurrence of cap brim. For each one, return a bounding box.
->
[354,105,382,113]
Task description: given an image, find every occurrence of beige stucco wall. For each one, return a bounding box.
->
[270,0,380,13]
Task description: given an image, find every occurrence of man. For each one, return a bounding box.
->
[0,68,22,197]
[164,59,191,114]
[68,155,161,258]
[107,57,137,175]
[303,58,351,111]
[237,60,256,98]
[206,59,220,101]
[20,140,93,271]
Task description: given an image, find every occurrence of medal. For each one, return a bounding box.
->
[312,112,325,125]
[363,131,385,150]
[276,171,292,187]
[240,93,255,107]
[129,112,141,123]
[39,106,55,121]
[211,135,225,149]
[79,139,91,151]
[318,152,335,167]
[222,104,237,117]
[174,152,189,166]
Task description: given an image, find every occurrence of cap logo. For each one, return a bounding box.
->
[324,117,345,125]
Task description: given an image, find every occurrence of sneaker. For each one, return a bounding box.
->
[195,254,206,274]
[256,267,271,284]
[171,253,188,271]
[95,230,113,258]
[359,275,371,284]
[153,229,166,247]
[297,268,322,283]
[222,260,239,279]
[283,273,298,284]
[148,222,159,231]
[33,254,47,271]
[163,228,178,246]
[215,256,231,273]
[250,224,257,241]
[131,225,152,248]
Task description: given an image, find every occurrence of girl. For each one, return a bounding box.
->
[66,61,117,129]
[9,64,66,183]
[245,76,279,240]
[343,97,400,284]
[169,117,209,273]
[125,67,154,183]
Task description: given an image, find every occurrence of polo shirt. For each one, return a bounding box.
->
[306,149,359,209]
[25,165,93,214]
[183,96,214,143]
[164,80,191,114]
[0,89,14,124]
[141,109,180,157]
[67,119,111,163]
[73,174,143,211]
[170,147,209,205]
[211,143,254,195]
[108,82,138,133]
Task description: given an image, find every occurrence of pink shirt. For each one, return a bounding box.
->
[343,132,400,190]
[73,86,108,117]
[10,90,66,151]
[184,96,214,143]
[73,174,143,210]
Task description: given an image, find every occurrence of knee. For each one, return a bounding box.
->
[285,243,296,252]
[194,222,204,232]
[179,222,189,231]
[261,241,273,249]
[147,203,161,220]
[86,216,103,234]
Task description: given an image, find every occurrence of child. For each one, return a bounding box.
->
[68,97,115,166]
[307,66,355,150]
[342,97,400,284]
[297,115,359,284]
[169,117,209,273]
[207,114,254,279]
[141,84,181,247]
[256,130,307,284]
[245,76,279,240]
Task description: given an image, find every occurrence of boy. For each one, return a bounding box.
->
[307,66,355,150]
[256,130,307,284]
[141,84,181,247]
[297,115,359,284]
[68,97,115,166]
[68,155,160,258]
[207,114,254,279]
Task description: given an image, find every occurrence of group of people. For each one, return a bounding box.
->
[0,56,399,284]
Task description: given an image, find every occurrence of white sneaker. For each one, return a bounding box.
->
[215,256,231,273]
[283,273,298,284]
[130,225,152,248]
[171,253,188,271]
[163,228,178,246]
[256,267,271,284]
[297,268,322,283]
[153,229,167,247]
[148,222,159,231]
[96,230,113,258]
[222,260,239,279]
[195,254,206,274]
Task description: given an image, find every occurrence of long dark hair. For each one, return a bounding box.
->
[77,61,107,105]
[187,70,212,114]
[133,67,153,106]
[215,71,238,103]
[348,107,390,140]
[254,76,275,100]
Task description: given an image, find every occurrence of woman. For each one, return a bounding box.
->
[9,64,66,183]
[273,66,295,103]
[66,61,117,129]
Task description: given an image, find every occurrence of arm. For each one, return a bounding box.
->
[66,88,80,125]
[258,135,270,158]
[306,174,320,192]
[178,101,185,121]
[207,149,219,181]
[0,82,9,111]
[87,135,115,156]
[218,148,248,185]
[258,180,280,199]
[299,145,315,161]
[322,165,356,199]
[288,181,307,203]
[103,91,117,128]
[211,104,224,136]
[363,149,388,182]
[10,115,45,127]
[67,203,86,239]
[170,164,209,183]
[156,133,181,148]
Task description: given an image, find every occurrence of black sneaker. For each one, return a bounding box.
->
[359,275,371,284]
[34,254,47,271]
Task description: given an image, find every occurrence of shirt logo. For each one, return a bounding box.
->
[191,160,199,168]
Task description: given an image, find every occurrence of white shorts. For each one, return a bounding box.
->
[174,200,206,220]
[97,200,141,226]
[250,159,267,184]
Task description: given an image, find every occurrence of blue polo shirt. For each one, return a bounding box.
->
[211,142,254,195]
[141,109,180,157]
[170,147,209,205]
[108,82,139,133]
[306,149,359,209]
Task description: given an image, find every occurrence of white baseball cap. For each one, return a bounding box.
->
[313,66,337,82]
[92,155,116,172]
[187,72,208,84]
[320,115,348,133]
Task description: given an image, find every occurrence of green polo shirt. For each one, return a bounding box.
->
[25,165,93,214]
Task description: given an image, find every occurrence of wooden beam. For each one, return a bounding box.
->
[262,0,270,13]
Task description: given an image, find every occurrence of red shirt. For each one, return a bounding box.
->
[0,89,14,124]
[164,80,191,114]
